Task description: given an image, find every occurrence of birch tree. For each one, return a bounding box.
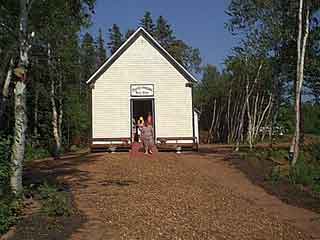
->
[291,0,310,166]
[7,0,96,193]
[48,44,62,158]
[10,0,30,194]
[0,57,15,125]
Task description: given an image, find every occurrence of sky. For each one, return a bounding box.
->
[88,0,240,71]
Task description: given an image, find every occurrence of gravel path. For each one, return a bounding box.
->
[36,151,316,240]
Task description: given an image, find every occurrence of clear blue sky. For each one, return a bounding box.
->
[87,0,239,71]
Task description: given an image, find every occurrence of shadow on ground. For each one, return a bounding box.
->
[224,152,320,214]
[9,153,96,240]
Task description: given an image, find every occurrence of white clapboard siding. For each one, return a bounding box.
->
[92,34,193,141]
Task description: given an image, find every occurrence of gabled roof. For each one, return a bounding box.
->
[86,27,198,85]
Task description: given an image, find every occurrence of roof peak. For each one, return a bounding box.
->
[86,26,197,84]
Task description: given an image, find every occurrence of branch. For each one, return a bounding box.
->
[256,94,273,136]
[27,0,35,13]
[248,62,263,98]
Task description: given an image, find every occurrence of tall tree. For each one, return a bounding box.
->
[81,32,97,82]
[291,0,311,165]
[154,16,175,49]
[225,0,320,154]
[195,65,224,143]
[140,11,155,34]
[226,0,296,150]
[47,43,62,158]
[96,28,107,67]
[153,15,201,74]
[5,0,96,193]
[168,40,202,74]
[10,0,30,194]
[107,24,123,54]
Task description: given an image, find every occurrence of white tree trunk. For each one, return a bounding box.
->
[291,1,310,166]
[0,58,14,123]
[227,88,232,143]
[58,77,63,144]
[51,77,61,158]
[235,100,246,151]
[10,0,29,194]
[254,94,272,140]
[246,83,253,149]
[208,99,217,143]
[11,81,27,194]
[48,44,62,158]
[252,93,261,138]
[231,99,241,142]
[236,62,262,151]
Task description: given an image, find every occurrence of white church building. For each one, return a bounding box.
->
[87,27,199,151]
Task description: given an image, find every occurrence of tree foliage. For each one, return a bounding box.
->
[96,28,107,67]
[107,12,202,74]
[140,11,155,34]
[108,24,123,54]
[0,0,98,193]
[195,0,320,150]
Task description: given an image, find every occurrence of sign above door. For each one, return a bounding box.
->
[131,84,154,97]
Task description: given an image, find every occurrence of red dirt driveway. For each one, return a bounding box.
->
[29,150,320,239]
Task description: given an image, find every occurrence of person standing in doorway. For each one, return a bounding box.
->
[141,121,154,154]
[147,112,153,126]
[137,116,144,143]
